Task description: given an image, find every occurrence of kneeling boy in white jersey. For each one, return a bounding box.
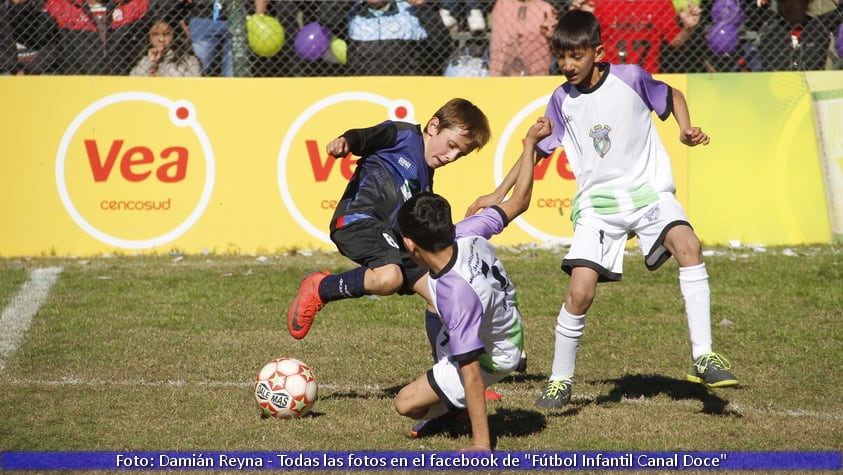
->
[393,117,552,451]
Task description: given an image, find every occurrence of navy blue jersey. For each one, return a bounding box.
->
[331,121,432,231]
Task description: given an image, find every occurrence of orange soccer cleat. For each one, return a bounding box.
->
[287,271,329,339]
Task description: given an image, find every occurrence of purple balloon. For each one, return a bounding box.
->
[295,22,331,61]
[836,23,843,58]
[711,0,744,26]
[707,22,740,56]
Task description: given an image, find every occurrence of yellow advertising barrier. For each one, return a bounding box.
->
[0,73,833,257]
[688,72,833,246]
[806,72,843,243]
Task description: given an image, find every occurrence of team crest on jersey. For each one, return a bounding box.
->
[400,179,412,201]
[589,124,612,157]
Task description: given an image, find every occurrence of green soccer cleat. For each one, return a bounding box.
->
[687,352,740,387]
[535,379,572,410]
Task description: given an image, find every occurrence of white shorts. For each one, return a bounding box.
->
[562,193,691,282]
[426,329,519,412]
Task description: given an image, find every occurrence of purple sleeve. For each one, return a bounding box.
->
[455,206,507,240]
[611,64,672,121]
[537,84,569,156]
[435,274,485,360]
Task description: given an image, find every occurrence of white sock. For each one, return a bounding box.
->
[550,304,585,381]
[679,263,712,360]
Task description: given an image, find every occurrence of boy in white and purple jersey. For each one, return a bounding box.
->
[540,57,677,231]
[394,118,552,451]
[533,10,738,411]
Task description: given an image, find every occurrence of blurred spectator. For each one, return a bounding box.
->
[45,0,149,75]
[439,0,487,32]
[444,41,490,76]
[188,0,302,77]
[489,0,557,76]
[412,0,456,74]
[697,0,767,72]
[756,0,842,70]
[346,0,450,75]
[186,0,235,76]
[570,0,702,73]
[148,0,191,34]
[0,0,59,75]
[130,16,201,76]
[661,0,707,72]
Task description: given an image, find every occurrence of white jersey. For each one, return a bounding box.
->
[427,206,524,373]
[537,63,676,226]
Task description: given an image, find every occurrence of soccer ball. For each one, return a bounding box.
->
[254,357,318,419]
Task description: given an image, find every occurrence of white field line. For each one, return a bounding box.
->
[2,376,842,422]
[0,266,63,372]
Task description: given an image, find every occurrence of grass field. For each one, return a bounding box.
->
[0,243,841,473]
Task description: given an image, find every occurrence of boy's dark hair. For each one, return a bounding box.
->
[551,10,603,56]
[432,98,492,152]
[398,192,455,253]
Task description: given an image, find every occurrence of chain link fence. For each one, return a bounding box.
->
[2,0,841,77]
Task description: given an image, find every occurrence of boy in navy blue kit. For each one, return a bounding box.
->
[287,98,491,341]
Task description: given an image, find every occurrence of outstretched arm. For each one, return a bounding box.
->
[464,164,519,218]
[326,122,398,158]
[459,359,491,452]
[465,117,553,217]
[672,87,710,147]
[492,117,553,222]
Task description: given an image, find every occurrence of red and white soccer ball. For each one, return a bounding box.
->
[254,357,318,419]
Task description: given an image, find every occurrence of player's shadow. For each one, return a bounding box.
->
[436,408,547,443]
[489,408,547,437]
[302,386,402,419]
[592,374,742,417]
[500,372,548,384]
[320,385,401,401]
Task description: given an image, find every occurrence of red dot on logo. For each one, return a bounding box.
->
[394,106,407,119]
[176,106,190,120]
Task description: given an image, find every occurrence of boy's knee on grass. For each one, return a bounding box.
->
[394,386,429,419]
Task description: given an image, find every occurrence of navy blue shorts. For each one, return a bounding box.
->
[330,219,427,295]
[329,162,427,295]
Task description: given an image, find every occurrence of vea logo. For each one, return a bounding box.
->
[56,92,214,249]
[494,95,577,242]
[277,92,416,244]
